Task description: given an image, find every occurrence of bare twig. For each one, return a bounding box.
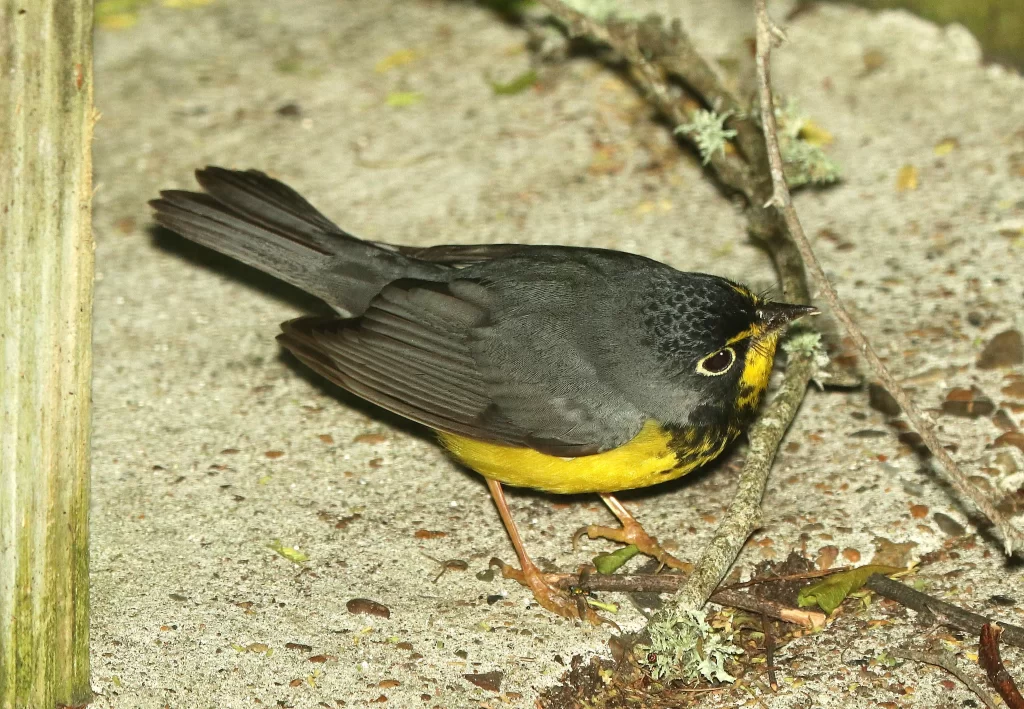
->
[763,613,779,691]
[891,648,998,709]
[979,624,1024,709]
[865,574,1024,650]
[751,0,1022,554]
[720,565,851,591]
[712,588,826,629]
[549,571,826,628]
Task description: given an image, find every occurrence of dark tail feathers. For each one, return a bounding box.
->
[150,167,448,316]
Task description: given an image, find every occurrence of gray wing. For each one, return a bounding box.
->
[277,278,644,457]
[393,243,531,265]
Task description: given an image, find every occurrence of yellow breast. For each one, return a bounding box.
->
[439,420,729,494]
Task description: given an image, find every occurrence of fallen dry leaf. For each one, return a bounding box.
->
[414,529,448,539]
[346,598,390,619]
[871,537,916,567]
[895,164,918,192]
[909,504,929,519]
[464,671,503,692]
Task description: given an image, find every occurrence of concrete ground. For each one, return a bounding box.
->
[89,0,1024,707]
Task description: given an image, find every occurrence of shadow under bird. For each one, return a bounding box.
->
[150,167,815,624]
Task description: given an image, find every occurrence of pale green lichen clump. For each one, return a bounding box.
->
[775,100,841,187]
[639,608,743,682]
[675,110,738,166]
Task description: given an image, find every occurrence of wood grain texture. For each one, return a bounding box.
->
[0,0,95,706]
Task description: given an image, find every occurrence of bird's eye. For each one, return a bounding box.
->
[696,347,736,376]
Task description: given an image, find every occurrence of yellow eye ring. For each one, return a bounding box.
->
[696,347,736,376]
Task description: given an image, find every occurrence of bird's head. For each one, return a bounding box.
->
[645,274,816,425]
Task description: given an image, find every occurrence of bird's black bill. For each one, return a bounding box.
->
[756,302,818,332]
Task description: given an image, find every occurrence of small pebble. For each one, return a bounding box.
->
[275,102,302,118]
[977,330,1023,369]
[932,512,966,537]
[1002,381,1024,399]
[988,594,1017,606]
[989,450,1019,476]
[992,409,1018,432]
[994,431,1024,453]
[940,387,995,418]
[815,545,839,570]
[346,598,390,619]
[862,48,886,74]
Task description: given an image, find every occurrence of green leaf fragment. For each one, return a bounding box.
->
[592,544,640,574]
[586,598,619,614]
[797,565,903,614]
[267,540,309,563]
[489,70,538,96]
[874,651,900,668]
[386,91,423,108]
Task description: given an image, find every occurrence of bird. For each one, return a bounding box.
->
[150,167,816,624]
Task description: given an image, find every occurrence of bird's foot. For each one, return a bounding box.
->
[573,520,693,573]
[489,557,612,626]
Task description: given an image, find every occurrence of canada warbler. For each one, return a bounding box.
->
[151,167,815,624]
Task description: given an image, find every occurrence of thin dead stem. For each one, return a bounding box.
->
[891,648,998,709]
[752,0,1022,554]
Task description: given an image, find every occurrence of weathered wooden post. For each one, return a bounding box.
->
[0,1,95,706]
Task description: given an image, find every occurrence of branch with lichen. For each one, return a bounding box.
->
[751,0,1022,554]
[642,339,821,679]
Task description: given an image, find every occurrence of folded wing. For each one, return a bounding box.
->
[277,278,642,457]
